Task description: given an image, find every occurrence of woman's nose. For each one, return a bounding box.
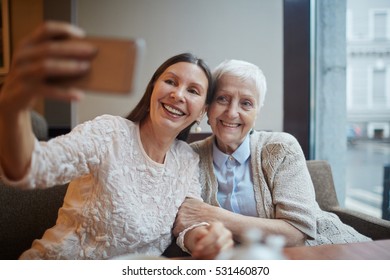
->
[170,87,185,102]
[226,103,239,118]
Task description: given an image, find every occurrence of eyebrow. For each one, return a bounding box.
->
[217,89,256,99]
[163,71,206,92]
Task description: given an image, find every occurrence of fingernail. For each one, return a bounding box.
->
[71,25,86,37]
[79,61,90,70]
[71,90,85,101]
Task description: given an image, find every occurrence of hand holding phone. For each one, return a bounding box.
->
[49,36,145,95]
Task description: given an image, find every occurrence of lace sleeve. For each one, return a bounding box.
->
[7,115,125,189]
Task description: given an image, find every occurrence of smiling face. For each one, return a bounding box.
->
[208,74,259,154]
[148,62,208,137]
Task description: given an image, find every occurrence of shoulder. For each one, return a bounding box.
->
[172,140,200,163]
[76,114,135,133]
[190,135,214,154]
[90,114,134,127]
[251,130,297,143]
[251,130,303,156]
[251,130,300,146]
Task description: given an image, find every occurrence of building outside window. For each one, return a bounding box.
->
[346,0,390,218]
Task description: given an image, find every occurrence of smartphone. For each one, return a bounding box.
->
[49,36,145,94]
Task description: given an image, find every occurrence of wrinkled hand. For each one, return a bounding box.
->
[0,21,97,111]
[185,222,233,260]
[174,198,216,236]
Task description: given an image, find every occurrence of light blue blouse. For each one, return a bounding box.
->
[213,134,257,217]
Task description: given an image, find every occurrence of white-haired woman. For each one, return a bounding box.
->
[174,59,371,247]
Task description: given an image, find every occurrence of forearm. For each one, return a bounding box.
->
[0,22,93,181]
[211,206,306,247]
[175,199,306,247]
[0,108,35,180]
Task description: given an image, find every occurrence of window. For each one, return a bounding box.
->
[372,11,387,40]
[350,67,369,108]
[346,1,390,218]
[284,0,389,220]
[370,9,390,41]
[372,67,386,106]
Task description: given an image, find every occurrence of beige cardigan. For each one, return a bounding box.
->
[191,131,371,245]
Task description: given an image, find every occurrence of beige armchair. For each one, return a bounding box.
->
[307,160,390,240]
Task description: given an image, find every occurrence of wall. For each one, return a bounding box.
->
[43,0,73,132]
[75,0,283,132]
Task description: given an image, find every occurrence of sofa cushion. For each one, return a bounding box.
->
[0,181,68,259]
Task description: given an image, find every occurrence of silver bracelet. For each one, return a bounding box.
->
[176,222,210,254]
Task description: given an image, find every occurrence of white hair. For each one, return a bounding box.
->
[212,59,267,109]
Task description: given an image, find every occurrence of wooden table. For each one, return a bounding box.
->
[283,239,390,260]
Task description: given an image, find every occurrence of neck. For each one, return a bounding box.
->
[215,138,239,155]
[139,119,176,164]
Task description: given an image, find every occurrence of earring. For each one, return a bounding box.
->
[195,120,202,133]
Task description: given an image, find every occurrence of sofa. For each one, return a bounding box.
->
[0,111,63,259]
[308,160,390,240]
[1,115,389,259]
[2,160,389,260]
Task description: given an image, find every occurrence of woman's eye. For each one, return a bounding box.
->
[188,88,200,95]
[165,79,175,85]
[216,96,229,104]
[242,100,255,109]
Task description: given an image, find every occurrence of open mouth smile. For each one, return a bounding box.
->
[162,103,185,116]
[220,120,241,128]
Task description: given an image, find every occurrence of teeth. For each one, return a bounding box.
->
[221,121,240,128]
[163,104,184,116]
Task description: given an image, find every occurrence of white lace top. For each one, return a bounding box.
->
[3,115,201,259]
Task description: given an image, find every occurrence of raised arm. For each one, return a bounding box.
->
[0,21,96,180]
